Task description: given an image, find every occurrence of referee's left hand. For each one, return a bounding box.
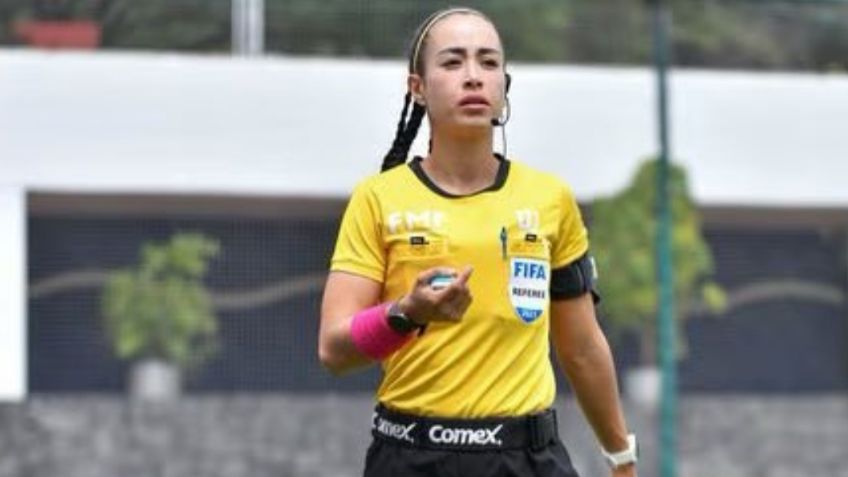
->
[398,266,474,324]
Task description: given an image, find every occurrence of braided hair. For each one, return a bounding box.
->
[380,7,486,172]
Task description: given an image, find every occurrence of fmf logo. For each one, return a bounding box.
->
[387,210,446,234]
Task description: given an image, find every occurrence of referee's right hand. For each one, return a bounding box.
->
[398,266,473,325]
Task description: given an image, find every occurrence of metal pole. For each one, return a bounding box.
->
[247,0,264,55]
[232,0,264,56]
[650,1,678,476]
[232,0,243,55]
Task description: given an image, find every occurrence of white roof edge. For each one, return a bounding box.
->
[2,49,846,207]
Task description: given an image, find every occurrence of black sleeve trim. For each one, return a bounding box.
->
[550,252,601,303]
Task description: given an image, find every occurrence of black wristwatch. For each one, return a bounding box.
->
[386,301,426,335]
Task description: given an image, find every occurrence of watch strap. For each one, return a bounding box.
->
[386,301,425,335]
[602,433,638,469]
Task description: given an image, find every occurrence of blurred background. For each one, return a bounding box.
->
[0,1,846,476]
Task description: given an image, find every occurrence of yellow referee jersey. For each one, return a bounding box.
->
[330,156,589,418]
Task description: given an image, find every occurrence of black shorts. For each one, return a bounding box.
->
[364,405,581,477]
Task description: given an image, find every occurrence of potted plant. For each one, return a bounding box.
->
[590,159,726,409]
[101,232,220,400]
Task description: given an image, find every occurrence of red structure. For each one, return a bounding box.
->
[14,21,101,49]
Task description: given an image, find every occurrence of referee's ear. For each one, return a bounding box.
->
[408,74,425,105]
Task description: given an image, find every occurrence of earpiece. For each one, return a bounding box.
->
[491,72,512,127]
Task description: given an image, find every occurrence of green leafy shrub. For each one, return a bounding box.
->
[102,232,220,370]
[591,159,726,363]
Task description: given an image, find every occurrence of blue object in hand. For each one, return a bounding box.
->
[429,274,455,290]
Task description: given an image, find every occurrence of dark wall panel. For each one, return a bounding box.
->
[28,216,380,393]
[28,217,847,393]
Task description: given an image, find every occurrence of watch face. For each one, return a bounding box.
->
[388,314,416,334]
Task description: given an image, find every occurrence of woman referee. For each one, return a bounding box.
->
[319,7,638,477]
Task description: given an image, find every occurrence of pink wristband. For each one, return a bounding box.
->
[350,303,413,361]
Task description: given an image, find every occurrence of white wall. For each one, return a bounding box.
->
[2,50,847,206]
[0,187,25,401]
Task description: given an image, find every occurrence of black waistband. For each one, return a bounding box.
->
[371,404,559,451]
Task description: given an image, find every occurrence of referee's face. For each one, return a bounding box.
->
[412,14,506,136]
